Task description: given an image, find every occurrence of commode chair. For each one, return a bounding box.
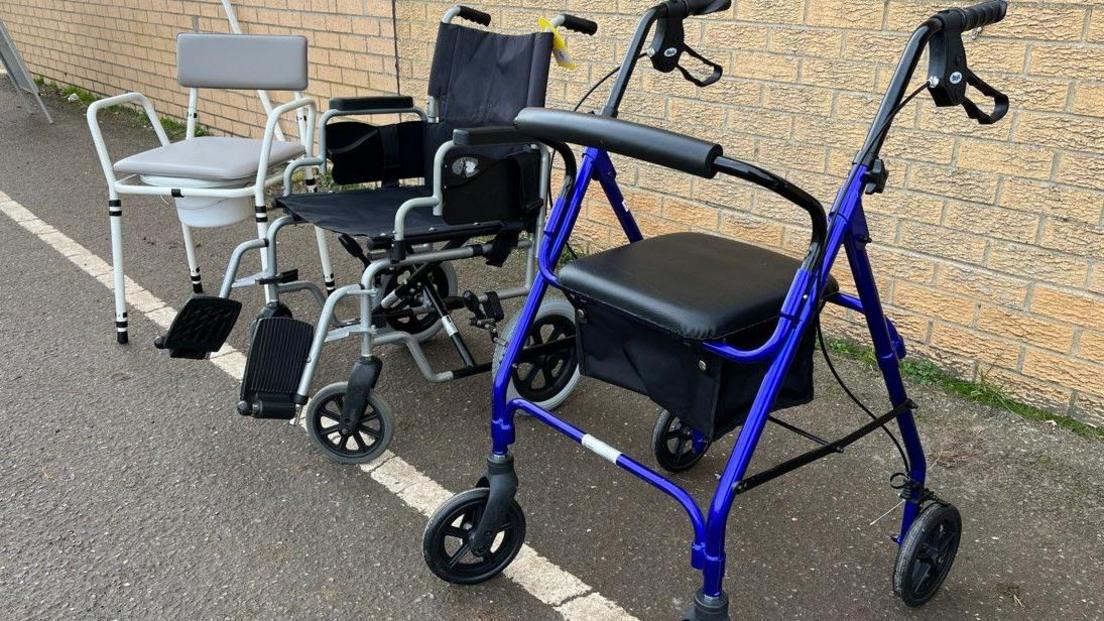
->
[88,32,332,344]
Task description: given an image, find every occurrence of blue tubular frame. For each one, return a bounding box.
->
[490,147,926,597]
[484,7,969,605]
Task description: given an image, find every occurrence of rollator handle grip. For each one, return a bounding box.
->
[556,14,599,36]
[937,0,1007,32]
[683,0,731,17]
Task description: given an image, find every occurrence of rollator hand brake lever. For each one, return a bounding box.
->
[926,1,1009,125]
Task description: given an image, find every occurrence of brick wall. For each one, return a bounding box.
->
[4,0,1104,424]
[0,0,400,137]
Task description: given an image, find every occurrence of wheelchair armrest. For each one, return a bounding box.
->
[452,126,534,147]
[329,96,415,112]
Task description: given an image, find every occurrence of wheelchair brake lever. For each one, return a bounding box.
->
[960,69,1009,125]
[676,44,723,87]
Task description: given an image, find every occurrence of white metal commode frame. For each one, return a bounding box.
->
[86,32,334,344]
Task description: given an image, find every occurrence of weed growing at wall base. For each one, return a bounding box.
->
[824,337,1104,441]
[36,77,207,140]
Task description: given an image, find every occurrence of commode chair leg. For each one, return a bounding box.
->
[314,227,336,294]
[107,199,128,345]
[180,222,203,294]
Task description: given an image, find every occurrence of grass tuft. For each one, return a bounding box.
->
[824,336,1103,440]
[36,77,208,140]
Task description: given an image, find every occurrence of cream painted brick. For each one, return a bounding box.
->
[768,28,843,58]
[1017,113,1104,154]
[1078,331,1104,364]
[1056,152,1104,192]
[1023,350,1104,397]
[978,307,1075,353]
[989,242,1089,288]
[1029,44,1104,81]
[1031,287,1104,331]
[943,202,1039,245]
[1072,83,1104,119]
[806,0,884,30]
[957,139,1054,180]
[931,323,1021,369]
[1000,180,1103,226]
[936,264,1030,308]
[735,0,804,24]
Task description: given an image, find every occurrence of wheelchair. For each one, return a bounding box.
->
[157,6,599,464]
[421,1,1012,619]
[87,30,334,345]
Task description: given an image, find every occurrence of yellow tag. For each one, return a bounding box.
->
[539,17,576,70]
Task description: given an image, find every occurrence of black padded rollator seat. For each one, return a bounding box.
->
[276,186,508,249]
[560,232,839,341]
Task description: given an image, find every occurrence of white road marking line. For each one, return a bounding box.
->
[0,190,639,621]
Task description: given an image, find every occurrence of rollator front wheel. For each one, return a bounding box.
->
[305,382,394,465]
[893,501,962,607]
[493,298,581,411]
[381,263,457,343]
[422,488,526,585]
[652,410,711,473]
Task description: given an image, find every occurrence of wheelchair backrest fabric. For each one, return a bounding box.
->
[176,34,309,91]
[425,23,553,149]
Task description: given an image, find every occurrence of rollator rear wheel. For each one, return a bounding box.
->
[381,263,457,343]
[652,410,711,473]
[422,488,526,585]
[305,382,394,465]
[893,502,962,607]
[493,298,581,411]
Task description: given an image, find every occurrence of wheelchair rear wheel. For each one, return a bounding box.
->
[381,262,457,343]
[305,382,394,465]
[422,487,526,585]
[493,298,581,411]
[652,410,711,472]
[893,501,962,607]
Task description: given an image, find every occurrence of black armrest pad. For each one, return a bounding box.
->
[513,108,722,178]
[453,126,533,147]
[329,96,415,112]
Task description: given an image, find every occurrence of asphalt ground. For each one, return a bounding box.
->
[1,86,1102,620]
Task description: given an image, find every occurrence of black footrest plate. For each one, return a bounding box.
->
[158,296,243,359]
[240,317,314,419]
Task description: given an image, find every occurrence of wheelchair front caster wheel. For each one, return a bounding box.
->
[653,410,711,473]
[494,298,581,411]
[422,488,526,585]
[306,382,393,465]
[893,501,962,607]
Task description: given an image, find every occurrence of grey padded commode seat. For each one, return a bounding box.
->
[114,137,305,181]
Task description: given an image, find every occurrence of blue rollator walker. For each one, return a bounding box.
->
[421,1,1012,618]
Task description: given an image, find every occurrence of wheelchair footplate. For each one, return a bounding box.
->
[155,295,243,359]
[237,317,314,420]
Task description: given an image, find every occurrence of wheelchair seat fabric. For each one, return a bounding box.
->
[113,137,305,182]
[275,187,507,250]
[560,232,839,341]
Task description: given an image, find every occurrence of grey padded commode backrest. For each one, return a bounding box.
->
[177,33,308,91]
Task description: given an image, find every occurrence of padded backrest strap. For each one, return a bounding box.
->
[177,33,308,90]
[513,108,723,178]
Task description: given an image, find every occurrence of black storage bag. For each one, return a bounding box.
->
[573,297,816,441]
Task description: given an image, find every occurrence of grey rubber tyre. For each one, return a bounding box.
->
[893,501,962,607]
[305,382,394,465]
[492,297,581,411]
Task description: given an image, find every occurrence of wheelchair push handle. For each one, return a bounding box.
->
[684,0,732,16]
[552,14,599,36]
[937,0,1007,32]
[445,5,493,26]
